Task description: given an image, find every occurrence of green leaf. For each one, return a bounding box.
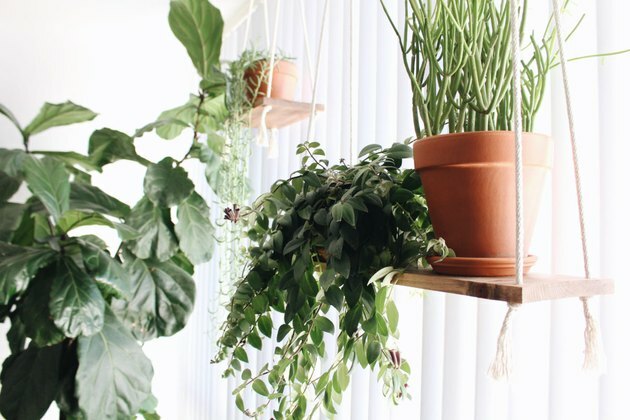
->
[126,197,178,262]
[168,0,224,78]
[18,268,65,347]
[111,257,195,341]
[247,333,262,350]
[335,362,350,391]
[50,258,106,338]
[0,149,27,177]
[198,142,223,192]
[175,191,215,265]
[331,202,343,222]
[57,210,114,233]
[324,286,344,311]
[314,316,335,335]
[23,101,97,137]
[341,203,355,227]
[386,143,412,159]
[153,98,198,140]
[358,144,382,158]
[252,379,269,396]
[258,315,273,338]
[79,240,131,300]
[0,343,63,420]
[366,341,381,365]
[144,157,194,207]
[0,203,27,241]
[69,183,130,218]
[76,308,153,419]
[88,128,148,167]
[234,347,249,363]
[0,242,56,305]
[0,171,21,202]
[31,150,102,172]
[23,156,70,221]
[0,103,23,133]
[386,300,399,332]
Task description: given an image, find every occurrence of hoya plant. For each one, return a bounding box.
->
[0,0,233,418]
[214,141,450,418]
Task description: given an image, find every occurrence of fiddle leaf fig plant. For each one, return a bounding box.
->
[0,0,232,418]
[214,141,450,418]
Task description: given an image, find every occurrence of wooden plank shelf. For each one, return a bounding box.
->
[246,97,325,129]
[395,268,614,304]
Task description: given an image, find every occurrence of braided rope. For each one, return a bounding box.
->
[306,0,330,141]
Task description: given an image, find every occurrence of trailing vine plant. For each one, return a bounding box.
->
[214,141,451,418]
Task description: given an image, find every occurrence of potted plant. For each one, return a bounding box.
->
[0,0,232,418]
[214,141,451,418]
[380,0,571,276]
[236,48,298,104]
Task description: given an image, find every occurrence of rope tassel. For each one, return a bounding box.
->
[489,303,520,381]
[581,297,604,373]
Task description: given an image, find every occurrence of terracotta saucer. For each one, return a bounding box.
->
[427,255,538,277]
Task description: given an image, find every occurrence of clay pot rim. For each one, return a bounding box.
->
[416,130,551,143]
[245,59,298,79]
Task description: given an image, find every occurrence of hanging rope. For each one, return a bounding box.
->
[348,0,355,161]
[550,0,603,373]
[242,0,256,51]
[306,0,330,141]
[298,0,315,89]
[489,0,524,381]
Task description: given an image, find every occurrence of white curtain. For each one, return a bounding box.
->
[1,1,629,419]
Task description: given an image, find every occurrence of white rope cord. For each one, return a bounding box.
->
[298,0,315,89]
[349,0,355,162]
[550,0,603,373]
[258,0,282,147]
[489,0,524,381]
[306,0,330,141]
[242,0,255,51]
[263,0,270,47]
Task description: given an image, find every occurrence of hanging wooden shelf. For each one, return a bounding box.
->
[395,268,614,304]
[246,97,325,129]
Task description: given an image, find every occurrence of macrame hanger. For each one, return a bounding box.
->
[298,0,315,91]
[489,0,524,381]
[551,0,603,373]
[306,0,330,142]
[257,0,281,152]
[242,0,255,51]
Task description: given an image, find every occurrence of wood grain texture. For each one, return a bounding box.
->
[395,269,614,304]
[246,97,325,129]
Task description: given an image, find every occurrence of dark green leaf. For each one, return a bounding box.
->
[0,171,21,202]
[324,285,344,311]
[234,347,249,363]
[79,240,130,300]
[19,272,66,348]
[88,128,148,167]
[23,101,97,137]
[169,0,224,78]
[0,149,27,177]
[76,308,153,419]
[0,343,63,420]
[366,341,381,365]
[331,203,343,222]
[258,315,273,338]
[252,379,268,396]
[69,183,130,218]
[314,316,335,335]
[328,236,344,258]
[6,319,26,354]
[0,203,27,241]
[111,257,195,341]
[175,191,215,265]
[277,324,291,342]
[386,143,412,159]
[358,144,382,157]
[144,157,194,207]
[126,197,178,262]
[341,203,355,226]
[50,258,105,337]
[23,156,70,221]
[0,242,56,305]
[247,333,262,350]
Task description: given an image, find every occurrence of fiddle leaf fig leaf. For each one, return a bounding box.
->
[0,203,27,242]
[31,150,102,172]
[88,128,149,167]
[0,103,23,134]
[50,258,105,338]
[0,171,21,202]
[79,240,131,300]
[111,257,195,341]
[144,157,194,207]
[23,156,70,221]
[76,308,153,419]
[0,242,56,305]
[18,269,65,347]
[0,149,27,178]
[57,210,114,233]
[153,97,198,140]
[0,343,63,420]
[175,191,215,265]
[69,183,131,218]
[126,197,178,262]
[168,0,224,79]
[23,101,97,137]
[198,142,223,193]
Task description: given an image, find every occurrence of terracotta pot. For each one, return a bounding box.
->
[414,131,553,276]
[243,60,298,103]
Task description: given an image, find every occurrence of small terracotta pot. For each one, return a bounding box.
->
[414,131,553,276]
[243,60,298,103]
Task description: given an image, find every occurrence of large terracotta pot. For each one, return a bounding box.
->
[413,131,553,276]
[243,60,298,103]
